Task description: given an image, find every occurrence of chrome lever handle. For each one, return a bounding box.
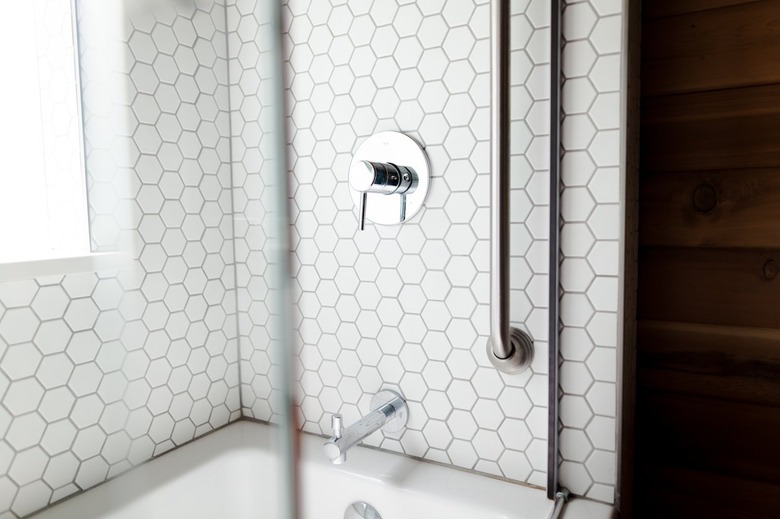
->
[348,132,430,230]
[331,413,343,439]
[357,192,367,231]
[349,160,418,231]
[330,413,345,464]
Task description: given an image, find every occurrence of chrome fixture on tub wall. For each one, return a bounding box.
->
[350,160,418,230]
[348,131,430,230]
[324,390,408,464]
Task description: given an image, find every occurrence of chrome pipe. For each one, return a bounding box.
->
[548,489,571,519]
[488,0,534,374]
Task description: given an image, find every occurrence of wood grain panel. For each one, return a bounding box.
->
[639,169,780,247]
[642,120,780,170]
[643,2,780,60]
[634,0,780,516]
[642,83,780,125]
[638,247,780,328]
[644,0,761,19]
[642,2,780,94]
[643,52,780,96]
[637,320,780,405]
[641,84,780,170]
[635,465,780,518]
[636,393,780,484]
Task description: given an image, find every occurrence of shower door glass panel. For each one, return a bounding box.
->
[0,0,297,518]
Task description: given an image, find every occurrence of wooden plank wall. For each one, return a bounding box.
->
[635,0,780,516]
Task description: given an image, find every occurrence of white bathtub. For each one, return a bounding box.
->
[32,421,571,519]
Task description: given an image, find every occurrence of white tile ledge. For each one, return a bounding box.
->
[0,252,131,281]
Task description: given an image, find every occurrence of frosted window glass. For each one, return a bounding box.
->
[0,0,89,263]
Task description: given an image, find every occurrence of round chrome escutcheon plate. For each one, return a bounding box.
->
[349,131,430,226]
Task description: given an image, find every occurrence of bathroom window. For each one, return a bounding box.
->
[0,0,89,264]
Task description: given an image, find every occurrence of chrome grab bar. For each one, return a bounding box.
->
[488,0,534,374]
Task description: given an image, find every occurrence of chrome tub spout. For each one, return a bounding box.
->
[323,390,408,464]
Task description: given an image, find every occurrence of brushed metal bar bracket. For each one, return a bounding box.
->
[488,0,534,374]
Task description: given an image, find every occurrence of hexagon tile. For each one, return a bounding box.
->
[232,0,553,489]
[558,0,624,505]
[0,1,241,517]
[0,0,626,517]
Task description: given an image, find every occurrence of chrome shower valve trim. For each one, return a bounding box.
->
[349,160,419,230]
[348,131,430,230]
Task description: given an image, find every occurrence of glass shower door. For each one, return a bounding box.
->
[0,0,300,517]
[228,1,301,517]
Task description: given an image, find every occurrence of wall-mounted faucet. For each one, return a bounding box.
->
[348,132,430,230]
[323,390,408,464]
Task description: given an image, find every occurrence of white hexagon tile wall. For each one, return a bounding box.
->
[559,0,624,504]
[231,0,625,505]
[0,1,241,517]
[0,0,626,517]
[231,0,555,490]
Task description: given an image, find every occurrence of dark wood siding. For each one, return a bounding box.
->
[634,0,780,516]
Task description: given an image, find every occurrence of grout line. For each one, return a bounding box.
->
[220,0,244,415]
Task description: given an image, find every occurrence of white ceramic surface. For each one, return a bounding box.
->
[32,421,555,519]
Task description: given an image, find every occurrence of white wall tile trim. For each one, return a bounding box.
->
[558,0,625,504]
